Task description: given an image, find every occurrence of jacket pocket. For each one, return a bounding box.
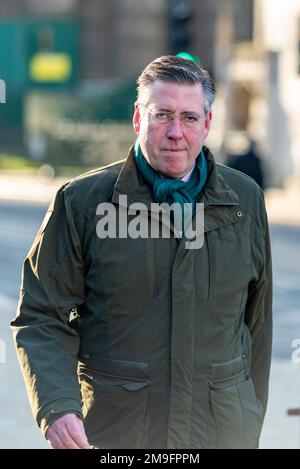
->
[208,357,263,449]
[206,227,251,319]
[79,361,151,449]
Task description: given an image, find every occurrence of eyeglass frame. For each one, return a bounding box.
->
[138,103,207,128]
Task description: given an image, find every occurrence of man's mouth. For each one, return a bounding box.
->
[161,148,186,152]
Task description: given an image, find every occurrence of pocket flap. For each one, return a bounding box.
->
[121,381,150,391]
[211,355,248,383]
[78,354,149,380]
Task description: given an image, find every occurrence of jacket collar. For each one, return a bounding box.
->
[111,146,242,236]
[111,147,156,209]
[200,146,239,207]
[111,146,239,209]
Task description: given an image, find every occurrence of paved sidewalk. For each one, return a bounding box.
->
[0,172,67,206]
[264,177,300,226]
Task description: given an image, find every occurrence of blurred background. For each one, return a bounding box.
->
[0,0,300,449]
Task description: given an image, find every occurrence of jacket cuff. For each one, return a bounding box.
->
[38,399,83,436]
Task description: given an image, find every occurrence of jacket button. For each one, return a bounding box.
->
[237,211,243,217]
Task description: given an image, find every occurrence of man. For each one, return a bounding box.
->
[226,139,265,190]
[11,55,272,449]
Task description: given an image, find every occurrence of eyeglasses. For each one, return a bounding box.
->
[139,103,206,128]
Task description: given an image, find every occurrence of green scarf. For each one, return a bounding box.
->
[134,139,207,213]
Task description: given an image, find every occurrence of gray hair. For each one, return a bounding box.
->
[137,55,216,115]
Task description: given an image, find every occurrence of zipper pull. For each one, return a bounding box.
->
[81,372,94,381]
[69,308,78,322]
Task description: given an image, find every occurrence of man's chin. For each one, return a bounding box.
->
[151,158,189,179]
[159,166,186,179]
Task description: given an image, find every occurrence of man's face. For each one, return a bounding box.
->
[133,80,212,179]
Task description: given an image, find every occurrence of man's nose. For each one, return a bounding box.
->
[166,116,183,139]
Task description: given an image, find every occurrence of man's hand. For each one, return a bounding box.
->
[46,413,90,449]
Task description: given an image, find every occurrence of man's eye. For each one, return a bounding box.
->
[155,112,168,120]
[184,115,198,122]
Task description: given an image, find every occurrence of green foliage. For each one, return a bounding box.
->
[0,155,39,171]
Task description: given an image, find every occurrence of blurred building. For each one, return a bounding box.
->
[257,0,300,185]
[0,0,299,186]
[0,0,255,84]
[215,0,300,186]
[0,0,253,160]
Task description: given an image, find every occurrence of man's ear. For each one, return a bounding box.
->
[201,111,212,140]
[204,111,212,134]
[133,101,141,135]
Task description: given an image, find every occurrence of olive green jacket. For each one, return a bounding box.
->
[11,146,272,449]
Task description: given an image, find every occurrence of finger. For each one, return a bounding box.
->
[47,424,82,449]
[58,427,83,449]
[65,417,90,449]
[47,430,66,450]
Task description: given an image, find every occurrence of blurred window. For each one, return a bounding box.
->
[26,0,77,15]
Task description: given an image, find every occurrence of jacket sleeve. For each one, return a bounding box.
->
[244,189,273,417]
[10,184,85,434]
